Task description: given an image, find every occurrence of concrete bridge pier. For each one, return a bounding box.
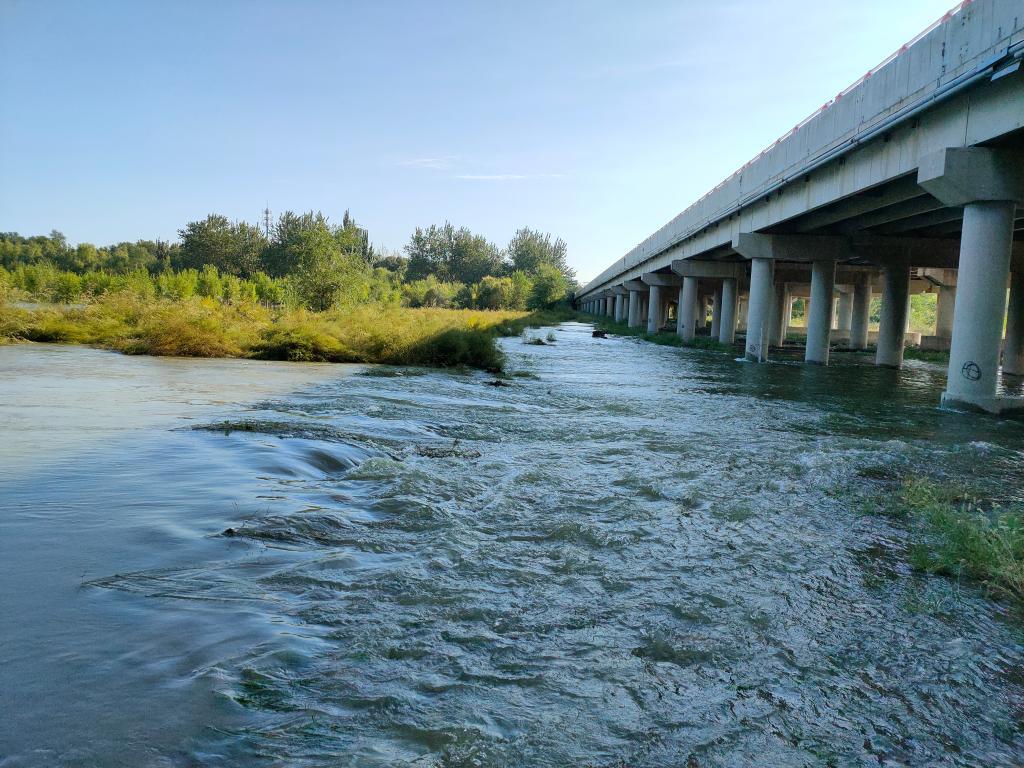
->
[745,258,775,361]
[646,286,662,333]
[1004,270,1024,376]
[677,277,699,340]
[936,284,956,339]
[720,278,738,345]
[734,233,848,362]
[624,280,646,328]
[613,292,624,323]
[642,273,682,333]
[769,282,788,348]
[943,201,1016,409]
[605,295,614,317]
[875,262,910,368]
[850,273,872,350]
[711,284,723,339]
[836,288,853,337]
[807,260,837,364]
[618,287,631,322]
[919,147,1024,413]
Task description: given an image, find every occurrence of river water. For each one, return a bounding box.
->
[2,324,1023,767]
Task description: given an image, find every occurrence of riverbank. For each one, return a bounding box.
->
[0,296,575,370]
[587,314,953,364]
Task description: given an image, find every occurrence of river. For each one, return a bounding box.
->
[1,324,1023,767]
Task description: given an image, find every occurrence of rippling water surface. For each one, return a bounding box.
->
[2,325,1024,767]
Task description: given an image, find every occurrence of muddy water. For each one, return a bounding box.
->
[1,326,1023,767]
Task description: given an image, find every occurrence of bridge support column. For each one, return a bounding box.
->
[942,201,1016,409]
[719,278,738,345]
[627,290,642,327]
[836,289,853,335]
[918,147,1024,412]
[875,262,910,368]
[769,282,788,347]
[677,277,698,340]
[613,294,623,322]
[806,260,837,364]
[647,286,662,333]
[710,285,723,339]
[850,273,872,350]
[936,285,956,338]
[745,258,775,362]
[1005,270,1024,376]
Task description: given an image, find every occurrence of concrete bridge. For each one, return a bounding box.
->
[577,0,1024,415]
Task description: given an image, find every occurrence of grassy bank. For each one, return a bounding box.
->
[903,346,950,364]
[874,478,1024,604]
[0,296,576,371]
[588,315,734,352]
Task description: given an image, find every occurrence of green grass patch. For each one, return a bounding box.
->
[903,347,950,364]
[588,315,733,352]
[881,478,1024,603]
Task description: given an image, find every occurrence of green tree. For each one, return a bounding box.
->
[196,264,223,298]
[405,223,504,284]
[507,227,574,281]
[527,263,569,309]
[265,211,332,277]
[179,215,268,277]
[290,227,370,311]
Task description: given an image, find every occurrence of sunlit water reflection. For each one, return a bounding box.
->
[2,326,1023,767]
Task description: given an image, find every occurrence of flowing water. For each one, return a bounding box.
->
[2,324,1024,767]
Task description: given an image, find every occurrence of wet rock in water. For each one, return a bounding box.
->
[222,527,236,537]
[486,379,511,387]
[414,441,481,459]
[592,330,607,338]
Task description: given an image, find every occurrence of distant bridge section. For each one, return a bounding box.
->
[578,0,1024,415]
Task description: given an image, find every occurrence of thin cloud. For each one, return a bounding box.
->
[454,173,564,181]
[395,156,457,170]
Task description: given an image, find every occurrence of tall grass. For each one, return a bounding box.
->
[0,294,560,371]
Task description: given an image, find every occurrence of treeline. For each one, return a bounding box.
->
[0,212,576,312]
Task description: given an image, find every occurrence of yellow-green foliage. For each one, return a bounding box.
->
[0,294,536,370]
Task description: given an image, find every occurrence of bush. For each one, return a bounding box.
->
[250,313,348,362]
[403,327,504,370]
[121,303,242,357]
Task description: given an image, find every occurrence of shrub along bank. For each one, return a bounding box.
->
[0,295,577,371]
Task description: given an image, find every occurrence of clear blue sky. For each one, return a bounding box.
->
[0,0,956,282]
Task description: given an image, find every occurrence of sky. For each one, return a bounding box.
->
[0,0,958,283]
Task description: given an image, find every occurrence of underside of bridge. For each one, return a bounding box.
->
[578,0,1024,416]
